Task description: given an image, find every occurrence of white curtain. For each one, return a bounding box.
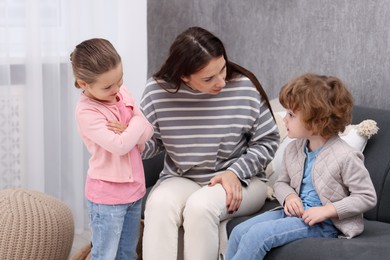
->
[0,0,147,233]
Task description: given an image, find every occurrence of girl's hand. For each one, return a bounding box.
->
[302,204,337,226]
[209,171,242,213]
[106,120,127,134]
[284,194,305,217]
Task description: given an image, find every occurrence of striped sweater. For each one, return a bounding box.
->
[140,75,280,185]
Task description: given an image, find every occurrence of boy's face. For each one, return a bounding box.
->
[283,109,312,139]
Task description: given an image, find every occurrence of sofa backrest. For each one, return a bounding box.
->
[143,151,165,188]
[352,106,390,223]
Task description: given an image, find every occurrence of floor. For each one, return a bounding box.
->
[69,229,91,259]
[69,226,182,260]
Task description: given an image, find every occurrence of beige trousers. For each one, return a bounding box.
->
[142,177,267,260]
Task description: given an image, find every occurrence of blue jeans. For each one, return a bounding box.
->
[87,199,142,260]
[226,208,339,260]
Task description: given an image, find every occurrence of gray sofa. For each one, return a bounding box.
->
[142,105,390,260]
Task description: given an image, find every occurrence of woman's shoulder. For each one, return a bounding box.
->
[145,77,159,89]
[228,74,251,83]
[146,76,158,84]
[141,78,176,106]
[226,75,257,92]
[145,77,177,93]
[145,77,170,87]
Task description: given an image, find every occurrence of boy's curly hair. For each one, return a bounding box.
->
[279,73,353,139]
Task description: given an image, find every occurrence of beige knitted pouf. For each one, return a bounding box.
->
[0,188,74,260]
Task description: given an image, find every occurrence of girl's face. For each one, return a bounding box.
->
[181,56,227,94]
[283,109,312,139]
[79,63,123,103]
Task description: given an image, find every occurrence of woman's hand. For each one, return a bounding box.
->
[284,193,304,217]
[209,170,242,213]
[106,120,127,134]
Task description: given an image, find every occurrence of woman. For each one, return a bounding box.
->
[140,27,279,260]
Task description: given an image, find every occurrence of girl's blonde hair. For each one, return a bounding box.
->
[279,73,353,139]
[70,38,121,88]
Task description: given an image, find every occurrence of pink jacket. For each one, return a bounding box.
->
[76,86,154,183]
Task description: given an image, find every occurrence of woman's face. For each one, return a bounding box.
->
[181,56,227,94]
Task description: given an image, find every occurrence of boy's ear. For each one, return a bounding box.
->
[77,79,88,90]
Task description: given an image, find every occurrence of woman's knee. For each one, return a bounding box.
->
[184,196,209,217]
[183,190,224,222]
[145,192,182,222]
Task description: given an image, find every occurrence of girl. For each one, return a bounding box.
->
[226,73,377,260]
[70,38,153,260]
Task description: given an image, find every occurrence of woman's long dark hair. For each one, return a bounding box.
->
[154,27,274,115]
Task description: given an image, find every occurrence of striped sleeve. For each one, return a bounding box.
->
[140,82,166,159]
[227,96,280,185]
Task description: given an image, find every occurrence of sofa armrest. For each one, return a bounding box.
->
[352,106,390,222]
[142,151,165,188]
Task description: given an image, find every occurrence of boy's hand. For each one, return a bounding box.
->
[284,193,304,217]
[302,204,337,226]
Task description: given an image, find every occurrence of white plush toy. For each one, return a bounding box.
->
[339,119,379,152]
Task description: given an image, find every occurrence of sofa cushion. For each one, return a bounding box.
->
[264,220,390,260]
[226,201,390,260]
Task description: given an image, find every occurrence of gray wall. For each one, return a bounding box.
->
[147,0,390,110]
